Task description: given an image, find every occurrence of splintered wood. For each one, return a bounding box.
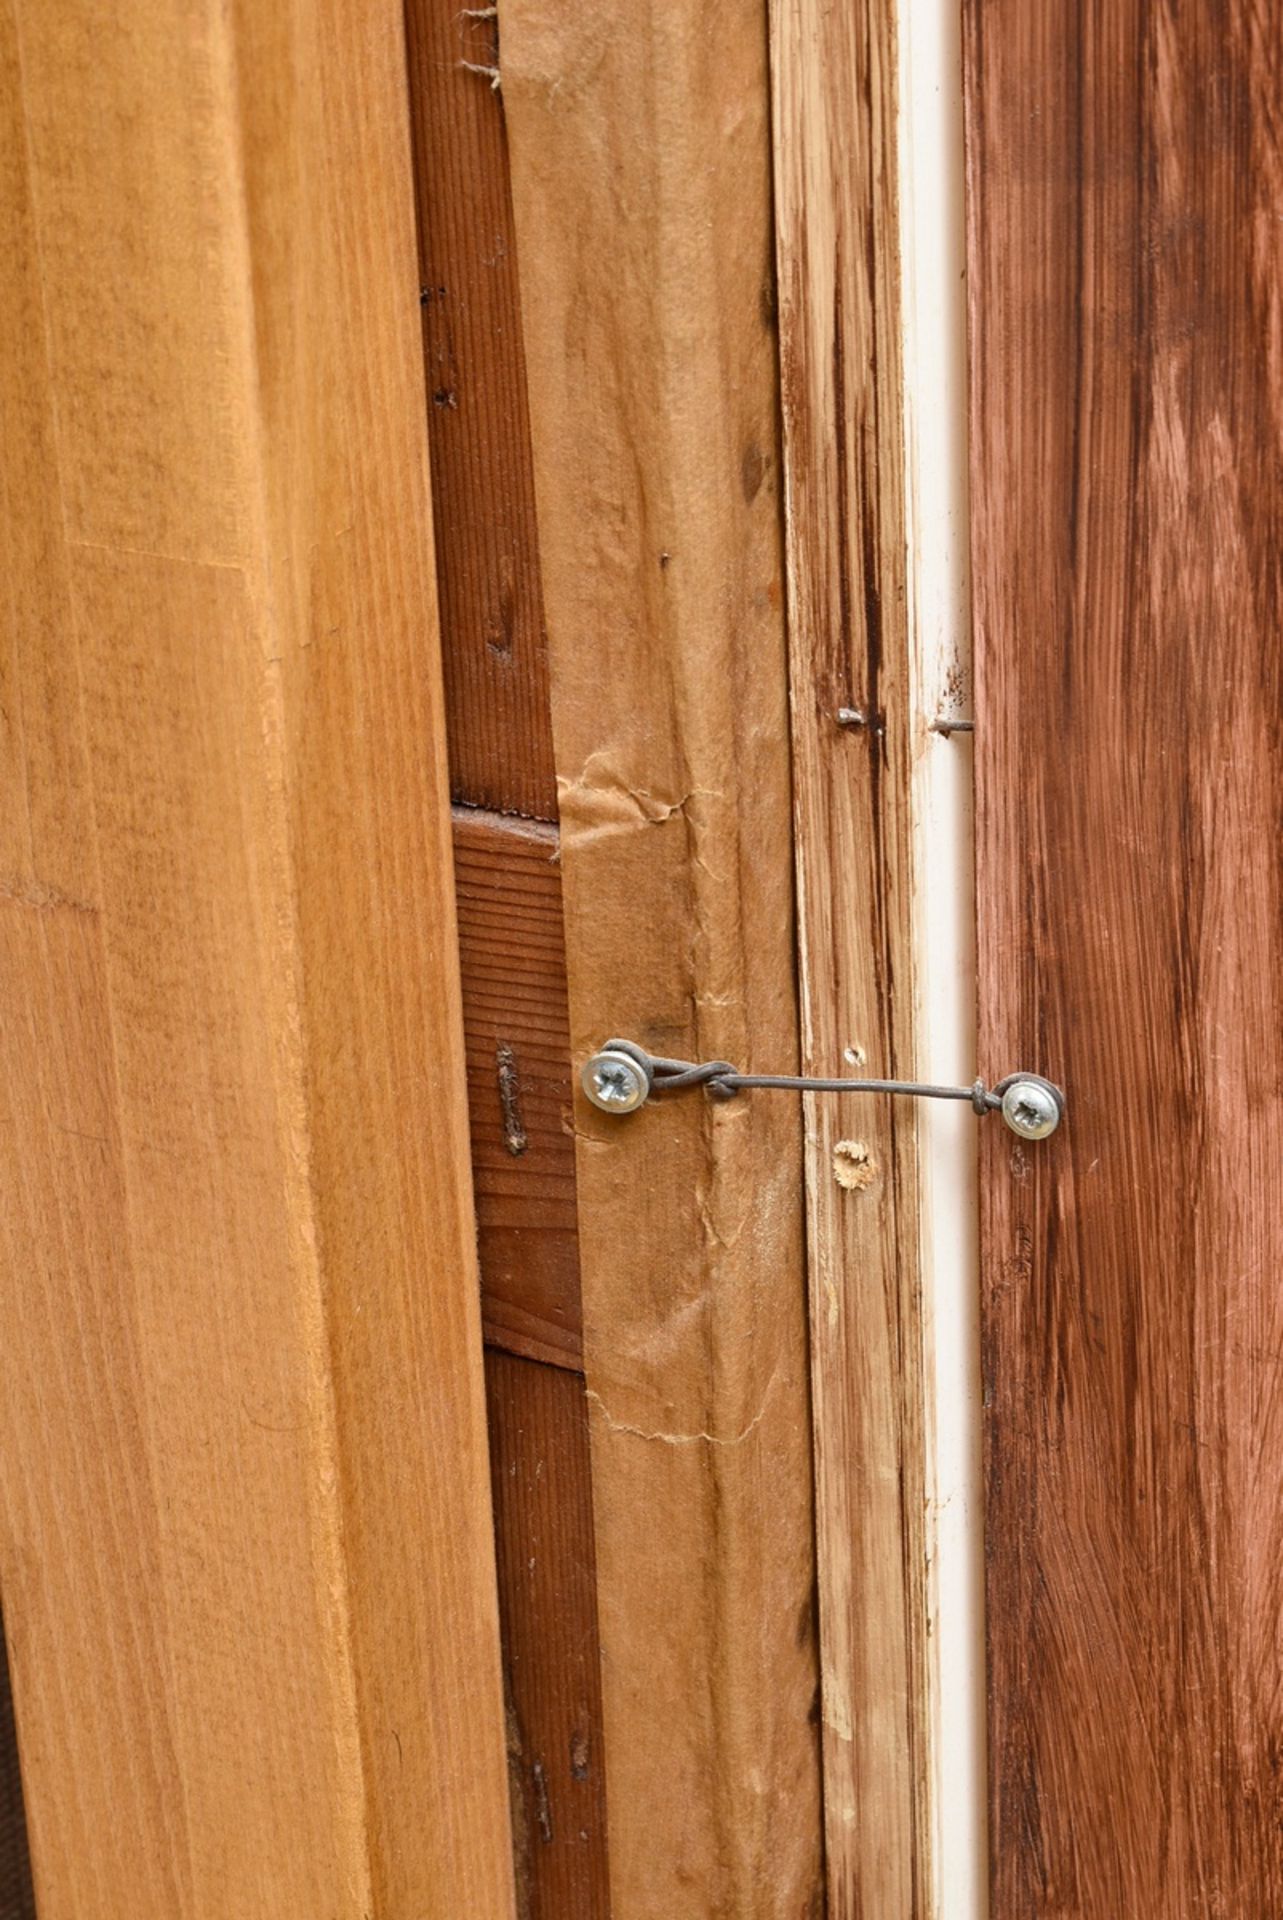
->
[502,2,824,1913]
[770,0,932,1912]
[0,2,513,1914]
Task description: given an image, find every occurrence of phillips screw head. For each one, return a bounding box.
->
[581,1049,651,1115]
[1000,1077,1062,1141]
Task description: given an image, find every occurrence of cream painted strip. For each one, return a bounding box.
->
[899,2,989,1914]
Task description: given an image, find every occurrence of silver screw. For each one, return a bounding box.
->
[581,1049,651,1115]
[1000,1078,1061,1141]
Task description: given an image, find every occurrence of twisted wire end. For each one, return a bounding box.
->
[581,1039,1064,1140]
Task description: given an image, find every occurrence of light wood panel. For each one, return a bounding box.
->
[0,2,513,1914]
[770,1,931,1912]
[965,3,1283,1912]
[501,6,825,1914]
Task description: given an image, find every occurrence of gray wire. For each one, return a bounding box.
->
[603,1038,1058,1120]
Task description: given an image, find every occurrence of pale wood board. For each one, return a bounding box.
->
[769,0,932,1912]
[501,5,825,1914]
[0,2,514,1913]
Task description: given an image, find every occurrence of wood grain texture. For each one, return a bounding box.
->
[965,4,1283,1912]
[770,1,932,1912]
[501,7,825,1914]
[401,11,612,1911]
[403,0,556,819]
[455,808,582,1368]
[0,2,514,1913]
[486,1350,610,1920]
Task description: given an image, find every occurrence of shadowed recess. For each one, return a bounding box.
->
[0,1615,35,1920]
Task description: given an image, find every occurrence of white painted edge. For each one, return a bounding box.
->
[897,3,989,1916]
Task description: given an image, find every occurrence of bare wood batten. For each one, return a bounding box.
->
[0,1,514,1912]
[502,4,824,1913]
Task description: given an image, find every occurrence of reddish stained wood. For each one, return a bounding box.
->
[485,1349,610,1920]
[402,0,556,820]
[966,4,1283,1912]
[454,808,582,1370]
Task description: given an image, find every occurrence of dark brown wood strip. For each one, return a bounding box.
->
[965,4,1283,1912]
[401,9,611,1913]
[402,0,557,819]
[0,1615,34,1920]
[485,1349,610,1920]
[454,807,582,1369]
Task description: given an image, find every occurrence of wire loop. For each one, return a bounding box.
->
[597,1038,1064,1131]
